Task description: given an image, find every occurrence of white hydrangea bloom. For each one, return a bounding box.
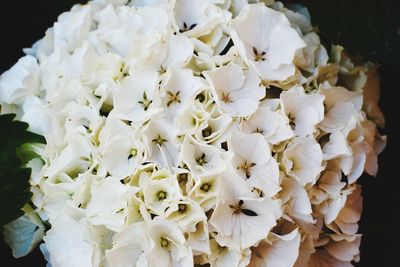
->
[0,0,385,266]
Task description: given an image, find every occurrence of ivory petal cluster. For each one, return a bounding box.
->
[0,0,385,266]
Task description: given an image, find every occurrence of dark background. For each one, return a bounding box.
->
[0,1,399,266]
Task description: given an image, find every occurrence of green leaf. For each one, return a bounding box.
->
[291,0,400,65]
[17,143,46,165]
[0,114,45,226]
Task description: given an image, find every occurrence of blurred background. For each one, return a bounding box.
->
[0,1,399,266]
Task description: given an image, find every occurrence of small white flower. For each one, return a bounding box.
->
[20,97,64,151]
[42,128,93,180]
[230,4,306,81]
[86,177,137,232]
[204,63,264,117]
[43,213,104,267]
[160,67,205,121]
[161,34,194,69]
[172,0,223,37]
[94,4,169,56]
[281,178,315,224]
[248,229,301,267]
[54,5,91,53]
[193,112,233,144]
[241,106,294,145]
[105,223,147,267]
[189,174,219,212]
[340,121,386,183]
[98,115,144,178]
[210,167,282,251]
[145,218,193,267]
[182,136,227,178]
[177,99,210,135]
[282,137,324,186]
[113,71,161,123]
[3,205,46,258]
[327,185,362,236]
[187,220,211,255]
[142,174,182,216]
[0,55,40,105]
[280,86,325,137]
[318,86,362,137]
[295,32,329,72]
[165,197,206,233]
[209,239,251,267]
[321,132,352,161]
[229,131,281,197]
[141,117,181,168]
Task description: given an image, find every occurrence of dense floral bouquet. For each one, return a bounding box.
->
[0,0,385,266]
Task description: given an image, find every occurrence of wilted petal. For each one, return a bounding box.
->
[248,229,301,267]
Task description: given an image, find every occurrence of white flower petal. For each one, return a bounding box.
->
[204,63,264,117]
[248,229,301,267]
[242,106,294,145]
[86,177,136,232]
[283,137,324,186]
[280,86,324,137]
[231,4,305,81]
[0,55,40,105]
[113,71,161,123]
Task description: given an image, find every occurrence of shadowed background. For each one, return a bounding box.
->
[0,1,399,266]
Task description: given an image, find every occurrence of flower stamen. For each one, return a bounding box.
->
[152,135,167,146]
[166,90,181,107]
[157,191,167,201]
[252,47,267,62]
[138,91,153,111]
[196,153,207,166]
[160,237,169,248]
[238,161,256,178]
[179,22,197,33]
[221,92,232,103]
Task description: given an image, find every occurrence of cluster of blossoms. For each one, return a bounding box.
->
[0,0,386,266]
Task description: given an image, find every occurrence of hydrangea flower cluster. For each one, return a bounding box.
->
[0,0,386,266]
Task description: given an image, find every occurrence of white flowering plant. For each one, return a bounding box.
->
[0,0,386,266]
